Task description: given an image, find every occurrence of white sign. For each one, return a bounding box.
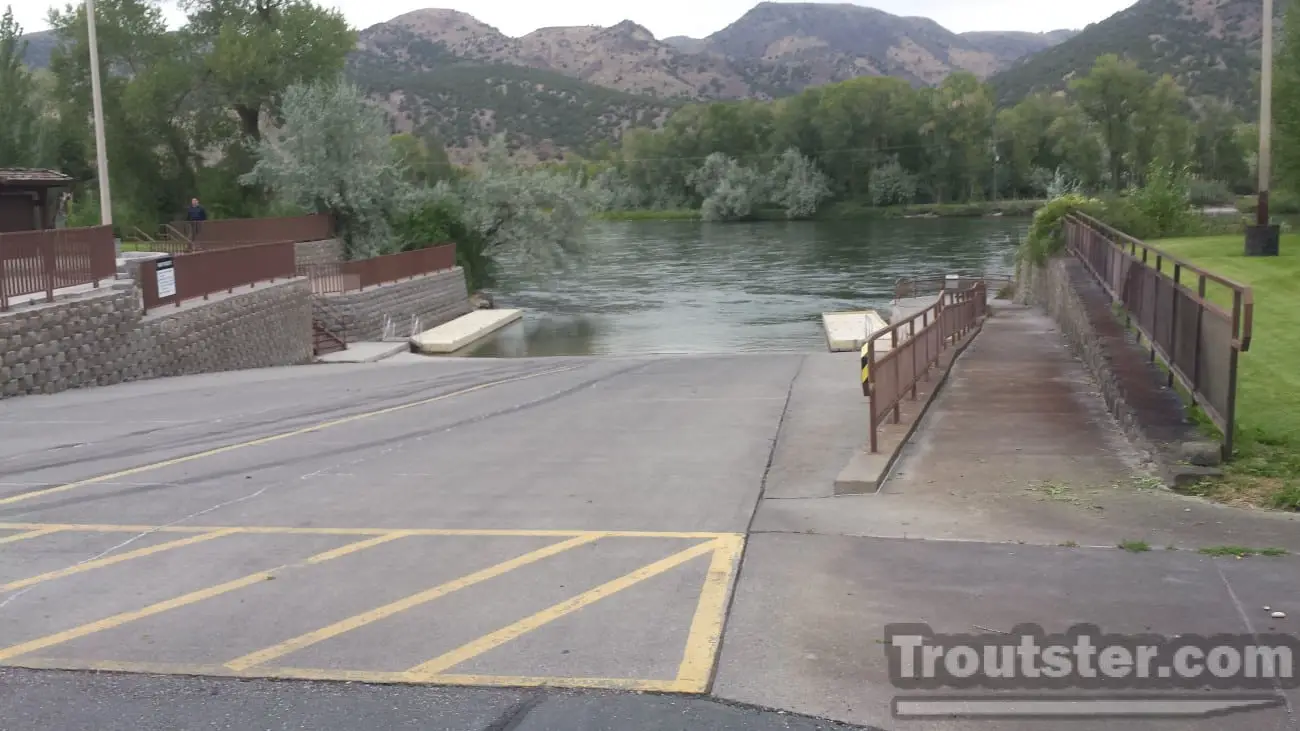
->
[155,256,176,299]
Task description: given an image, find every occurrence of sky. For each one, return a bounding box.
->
[14,0,1140,39]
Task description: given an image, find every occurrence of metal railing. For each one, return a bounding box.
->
[864,281,987,453]
[299,244,456,295]
[894,273,1012,301]
[137,241,298,313]
[0,226,117,311]
[1064,213,1253,457]
[178,214,335,250]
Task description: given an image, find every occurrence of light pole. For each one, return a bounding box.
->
[85,0,112,227]
[1247,0,1280,256]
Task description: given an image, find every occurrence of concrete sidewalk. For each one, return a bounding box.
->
[715,302,1300,730]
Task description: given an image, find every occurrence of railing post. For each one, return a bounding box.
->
[909,319,918,400]
[41,239,55,302]
[868,341,878,454]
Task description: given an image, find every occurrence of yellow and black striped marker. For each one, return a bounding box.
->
[860,342,871,395]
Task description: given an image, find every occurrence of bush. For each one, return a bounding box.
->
[870,160,918,206]
[1128,162,1196,238]
[392,191,494,290]
[1019,193,1105,264]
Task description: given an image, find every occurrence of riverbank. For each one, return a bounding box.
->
[593,199,1044,222]
[1155,234,1300,511]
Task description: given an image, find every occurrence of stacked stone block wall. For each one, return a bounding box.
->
[312,267,471,342]
[294,238,344,266]
[1,279,312,400]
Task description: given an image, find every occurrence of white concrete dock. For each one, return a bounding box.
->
[821,310,888,352]
[409,308,523,354]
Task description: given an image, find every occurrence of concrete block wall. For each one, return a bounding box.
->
[1,284,142,397]
[294,238,344,266]
[1017,256,1220,480]
[313,267,472,342]
[1,279,313,400]
[140,279,314,379]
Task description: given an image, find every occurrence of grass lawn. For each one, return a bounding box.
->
[1155,234,1300,510]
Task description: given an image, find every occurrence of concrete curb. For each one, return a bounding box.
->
[833,317,987,495]
[314,341,410,364]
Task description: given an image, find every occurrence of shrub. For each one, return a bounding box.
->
[1019,193,1105,264]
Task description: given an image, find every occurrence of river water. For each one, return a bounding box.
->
[461,217,1028,357]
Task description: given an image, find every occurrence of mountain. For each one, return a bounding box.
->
[960,29,1079,66]
[348,24,679,163]
[357,5,1078,101]
[348,4,1080,160]
[359,9,756,100]
[19,30,58,69]
[990,0,1277,108]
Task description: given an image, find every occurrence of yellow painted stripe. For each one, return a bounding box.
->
[0,523,733,540]
[225,534,601,671]
[675,534,745,692]
[0,529,241,592]
[405,539,717,677]
[861,363,870,383]
[0,527,63,545]
[0,533,407,663]
[1,657,691,692]
[0,366,582,507]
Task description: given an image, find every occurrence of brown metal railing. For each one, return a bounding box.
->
[894,273,1012,300]
[137,241,298,313]
[1065,213,1253,458]
[178,214,335,250]
[299,244,456,295]
[0,226,117,311]
[864,281,987,452]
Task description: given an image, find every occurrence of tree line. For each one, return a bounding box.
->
[578,54,1259,219]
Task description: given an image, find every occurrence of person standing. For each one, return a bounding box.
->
[185,197,207,238]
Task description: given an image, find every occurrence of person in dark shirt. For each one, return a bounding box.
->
[185,197,206,238]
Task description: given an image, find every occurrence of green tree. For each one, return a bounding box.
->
[50,0,207,226]
[1070,55,1152,190]
[242,78,404,258]
[1193,97,1249,188]
[182,0,356,142]
[1275,0,1300,192]
[0,7,40,167]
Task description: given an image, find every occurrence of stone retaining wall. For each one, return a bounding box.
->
[1017,256,1222,485]
[294,238,343,266]
[312,267,472,342]
[1,279,312,400]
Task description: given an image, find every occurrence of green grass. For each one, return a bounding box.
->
[1118,540,1152,553]
[1153,234,1300,510]
[1197,545,1289,558]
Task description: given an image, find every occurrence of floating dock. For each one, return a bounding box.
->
[410,309,523,354]
[821,310,889,352]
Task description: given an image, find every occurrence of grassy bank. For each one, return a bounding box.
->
[1154,234,1300,510]
[818,199,1044,220]
[593,199,1045,222]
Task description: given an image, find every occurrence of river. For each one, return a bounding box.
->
[460,217,1029,357]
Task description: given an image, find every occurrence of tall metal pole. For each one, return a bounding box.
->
[85,0,112,226]
[1258,0,1274,225]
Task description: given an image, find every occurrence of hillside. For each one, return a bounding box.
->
[960,29,1079,66]
[18,30,58,69]
[990,0,1277,108]
[357,5,1077,101]
[348,30,679,163]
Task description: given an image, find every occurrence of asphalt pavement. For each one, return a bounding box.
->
[2,347,1299,731]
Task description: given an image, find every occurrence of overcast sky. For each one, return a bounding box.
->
[15,0,1140,39]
